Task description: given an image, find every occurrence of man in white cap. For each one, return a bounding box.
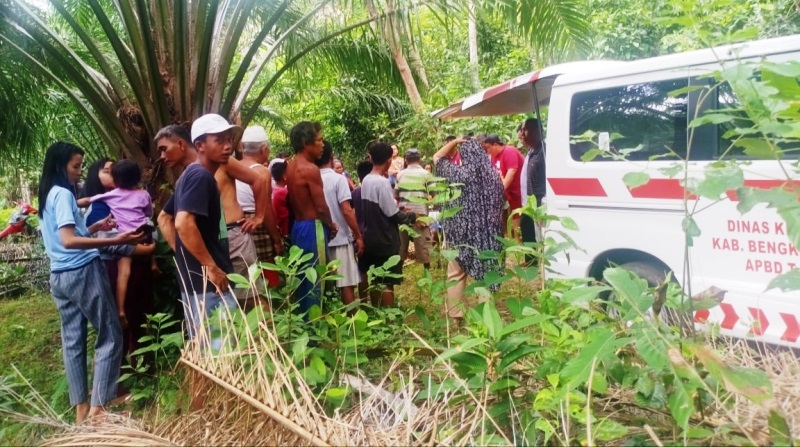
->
[164,114,239,341]
[236,125,283,268]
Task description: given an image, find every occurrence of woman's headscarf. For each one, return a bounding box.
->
[435,139,504,287]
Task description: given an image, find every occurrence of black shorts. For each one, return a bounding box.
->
[358,252,404,285]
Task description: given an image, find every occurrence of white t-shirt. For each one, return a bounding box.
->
[234,163,265,213]
[320,168,353,247]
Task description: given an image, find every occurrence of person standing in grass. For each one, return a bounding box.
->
[434,138,504,325]
[396,148,433,270]
[285,121,338,315]
[38,142,144,423]
[317,140,364,308]
[358,142,417,307]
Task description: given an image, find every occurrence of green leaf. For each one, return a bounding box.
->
[439,206,463,219]
[483,301,503,340]
[733,138,777,159]
[304,266,318,284]
[623,172,650,189]
[559,216,579,231]
[695,165,744,199]
[498,345,540,372]
[682,216,702,247]
[560,327,621,389]
[668,378,694,430]
[768,409,793,446]
[489,378,520,393]
[688,112,736,128]
[767,269,800,292]
[227,273,249,286]
[594,419,628,441]
[498,315,549,339]
[560,286,610,309]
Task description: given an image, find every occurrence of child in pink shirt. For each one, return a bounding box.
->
[78,160,152,328]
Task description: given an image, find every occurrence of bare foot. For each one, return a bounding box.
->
[75,402,89,424]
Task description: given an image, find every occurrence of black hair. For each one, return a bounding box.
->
[445,135,456,143]
[111,159,142,189]
[404,150,421,163]
[289,121,322,153]
[154,124,192,146]
[270,160,288,183]
[521,118,541,147]
[484,135,503,145]
[277,151,290,159]
[356,160,373,182]
[316,139,333,167]
[38,141,85,217]
[367,141,393,165]
[81,157,114,198]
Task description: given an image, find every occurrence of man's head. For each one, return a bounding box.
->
[445,135,456,143]
[520,118,541,148]
[356,160,373,182]
[290,121,323,160]
[482,135,504,156]
[404,148,422,165]
[367,141,393,173]
[154,124,193,168]
[316,140,334,167]
[241,125,270,163]
[191,114,242,166]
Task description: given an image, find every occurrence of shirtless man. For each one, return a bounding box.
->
[285,121,338,315]
[154,122,276,305]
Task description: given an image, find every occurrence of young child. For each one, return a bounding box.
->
[78,160,153,328]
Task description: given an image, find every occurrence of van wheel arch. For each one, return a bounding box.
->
[588,249,676,285]
[589,249,692,331]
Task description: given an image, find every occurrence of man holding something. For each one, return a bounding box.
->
[165,114,239,346]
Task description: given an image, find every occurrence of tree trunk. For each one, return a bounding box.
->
[365,0,425,111]
[468,0,480,90]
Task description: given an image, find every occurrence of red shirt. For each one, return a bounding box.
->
[272,186,290,236]
[491,145,524,210]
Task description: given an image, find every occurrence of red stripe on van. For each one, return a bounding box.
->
[725,180,800,201]
[547,178,607,197]
[628,179,696,200]
[748,307,770,336]
[780,313,800,343]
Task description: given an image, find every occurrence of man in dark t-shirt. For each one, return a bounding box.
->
[164,114,241,348]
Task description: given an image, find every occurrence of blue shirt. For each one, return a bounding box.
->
[41,186,99,272]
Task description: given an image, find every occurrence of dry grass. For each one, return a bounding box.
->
[5,272,800,445]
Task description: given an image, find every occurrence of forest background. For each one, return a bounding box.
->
[0,0,798,202]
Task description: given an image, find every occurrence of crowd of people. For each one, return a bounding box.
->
[37,113,545,422]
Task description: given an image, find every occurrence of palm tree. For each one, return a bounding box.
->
[0,0,398,164]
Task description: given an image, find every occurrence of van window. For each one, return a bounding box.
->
[570,79,689,161]
[696,80,800,160]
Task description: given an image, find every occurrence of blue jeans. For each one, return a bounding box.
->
[181,290,237,351]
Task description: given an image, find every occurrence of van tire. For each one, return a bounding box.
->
[609,261,692,332]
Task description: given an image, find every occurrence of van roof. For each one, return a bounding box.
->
[434,34,800,120]
[555,34,800,87]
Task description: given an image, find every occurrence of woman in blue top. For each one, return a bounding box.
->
[38,142,143,423]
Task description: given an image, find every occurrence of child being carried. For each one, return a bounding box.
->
[78,160,153,328]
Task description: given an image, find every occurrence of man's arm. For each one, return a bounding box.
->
[502,168,518,190]
[433,138,465,163]
[307,167,337,233]
[340,200,363,255]
[224,158,266,232]
[252,167,284,254]
[157,209,177,251]
[175,211,229,294]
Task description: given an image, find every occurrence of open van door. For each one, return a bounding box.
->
[432,61,625,121]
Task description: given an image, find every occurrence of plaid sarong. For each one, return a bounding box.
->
[244,212,275,262]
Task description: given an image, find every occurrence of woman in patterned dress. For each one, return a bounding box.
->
[434,138,504,323]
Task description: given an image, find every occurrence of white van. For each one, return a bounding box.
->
[435,35,800,347]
